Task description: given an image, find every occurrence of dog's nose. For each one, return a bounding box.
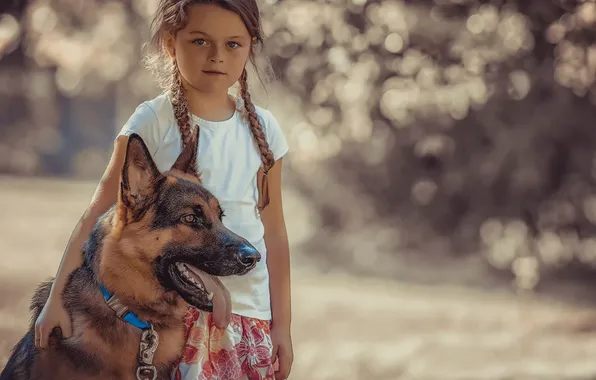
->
[238,244,260,267]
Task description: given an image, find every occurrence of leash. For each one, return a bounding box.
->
[100,285,160,380]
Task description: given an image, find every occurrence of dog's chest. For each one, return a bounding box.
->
[154,326,186,364]
[71,324,184,379]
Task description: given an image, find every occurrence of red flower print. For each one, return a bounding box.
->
[199,349,242,380]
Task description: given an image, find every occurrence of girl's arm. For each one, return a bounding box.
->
[49,136,129,297]
[261,157,293,379]
[262,157,291,329]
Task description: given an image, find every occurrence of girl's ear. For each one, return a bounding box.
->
[165,33,176,59]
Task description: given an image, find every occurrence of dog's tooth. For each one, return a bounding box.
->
[207,292,214,301]
[186,273,199,286]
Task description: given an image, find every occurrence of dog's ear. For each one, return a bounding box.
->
[171,125,200,178]
[120,133,161,209]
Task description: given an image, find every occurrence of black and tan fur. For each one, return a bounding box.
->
[0,130,260,380]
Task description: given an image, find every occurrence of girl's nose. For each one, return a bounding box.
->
[209,47,223,63]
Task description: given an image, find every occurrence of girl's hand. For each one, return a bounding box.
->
[34,294,73,348]
[271,323,293,380]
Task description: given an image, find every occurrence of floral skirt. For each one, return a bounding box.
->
[172,307,275,380]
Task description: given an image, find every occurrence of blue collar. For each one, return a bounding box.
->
[100,285,151,330]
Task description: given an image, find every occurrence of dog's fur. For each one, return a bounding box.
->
[0,130,260,380]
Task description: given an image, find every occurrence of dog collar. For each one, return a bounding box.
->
[100,285,151,330]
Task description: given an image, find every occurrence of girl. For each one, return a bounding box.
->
[33,1,294,379]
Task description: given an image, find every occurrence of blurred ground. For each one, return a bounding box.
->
[1,176,596,380]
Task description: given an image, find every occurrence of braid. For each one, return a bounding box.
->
[239,68,275,210]
[170,63,195,148]
[240,69,275,171]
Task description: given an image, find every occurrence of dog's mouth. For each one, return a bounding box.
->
[169,262,231,329]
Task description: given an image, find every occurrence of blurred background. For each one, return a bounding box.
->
[2,0,596,378]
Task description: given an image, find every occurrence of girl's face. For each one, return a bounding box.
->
[167,4,253,95]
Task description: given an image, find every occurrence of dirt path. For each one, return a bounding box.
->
[1,176,596,379]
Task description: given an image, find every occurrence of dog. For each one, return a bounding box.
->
[0,130,260,380]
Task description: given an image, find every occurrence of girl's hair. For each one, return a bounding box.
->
[144,0,275,210]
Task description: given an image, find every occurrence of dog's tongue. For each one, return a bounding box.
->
[185,265,232,329]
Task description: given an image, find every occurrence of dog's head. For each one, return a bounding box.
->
[97,128,260,328]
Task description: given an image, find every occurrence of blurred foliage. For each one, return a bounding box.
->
[260,0,596,287]
[0,0,161,177]
[2,0,596,289]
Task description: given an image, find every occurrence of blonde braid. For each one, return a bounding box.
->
[170,63,195,147]
[239,68,275,210]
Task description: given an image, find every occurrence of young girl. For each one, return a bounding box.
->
[33,1,293,379]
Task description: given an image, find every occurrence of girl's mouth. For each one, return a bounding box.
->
[202,70,225,75]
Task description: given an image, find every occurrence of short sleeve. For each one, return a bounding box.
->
[261,109,289,161]
[117,103,162,156]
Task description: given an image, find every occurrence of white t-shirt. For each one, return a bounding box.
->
[117,92,289,321]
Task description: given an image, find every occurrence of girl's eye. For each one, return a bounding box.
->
[181,214,198,224]
[192,39,207,46]
[227,41,240,49]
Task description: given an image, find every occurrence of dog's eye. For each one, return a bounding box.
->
[181,214,198,224]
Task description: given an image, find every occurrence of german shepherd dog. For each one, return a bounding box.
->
[1,130,260,380]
